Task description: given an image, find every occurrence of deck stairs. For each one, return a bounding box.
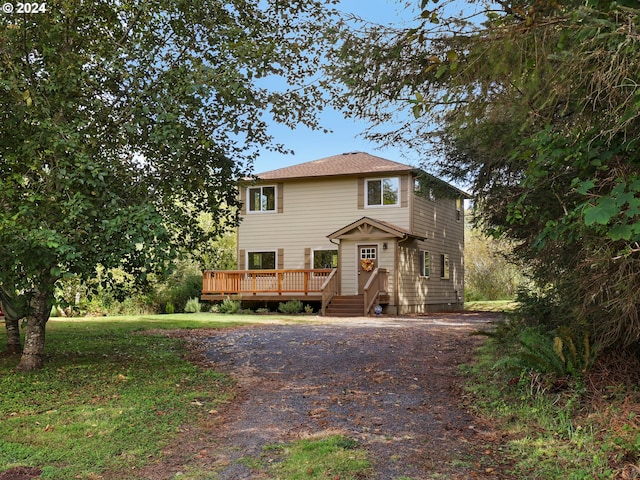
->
[324,295,365,317]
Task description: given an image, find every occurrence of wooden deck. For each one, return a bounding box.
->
[201,268,389,316]
[201,269,335,302]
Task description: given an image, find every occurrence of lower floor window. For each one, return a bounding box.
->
[440,254,450,279]
[248,251,276,269]
[420,251,430,278]
[314,249,338,269]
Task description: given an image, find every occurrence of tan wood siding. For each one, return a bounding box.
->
[398,192,465,312]
[238,176,411,273]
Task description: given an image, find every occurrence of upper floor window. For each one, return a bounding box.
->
[366,177,399,207]
[248,186,276,213]
[456,198,462,221]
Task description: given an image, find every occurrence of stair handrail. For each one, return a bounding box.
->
[363,268,387,315]
[320,268,339,315]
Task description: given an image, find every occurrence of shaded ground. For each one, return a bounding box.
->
[0,467,42,480]
[135,312,515,479]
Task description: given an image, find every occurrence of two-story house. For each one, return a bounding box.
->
[202,152,468,315]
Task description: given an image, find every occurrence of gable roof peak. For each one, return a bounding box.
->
[255,152,415,181]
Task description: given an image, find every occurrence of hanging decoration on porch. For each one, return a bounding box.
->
[361,258,375,272]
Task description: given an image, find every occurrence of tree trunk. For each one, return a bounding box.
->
[4,316,22,354]
[1,290,24,354]
[15,288,52,372]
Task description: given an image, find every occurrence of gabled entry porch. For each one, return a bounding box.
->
[326,217,425,315]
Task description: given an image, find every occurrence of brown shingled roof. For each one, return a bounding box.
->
[255,152,415,180]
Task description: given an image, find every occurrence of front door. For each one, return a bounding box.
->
[357,244,378,294]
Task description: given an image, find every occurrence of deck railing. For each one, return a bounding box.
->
[202,269,335,296]
[363,268,389,315]
[320,269,339,315]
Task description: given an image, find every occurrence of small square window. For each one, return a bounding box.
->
[360,247,376,260]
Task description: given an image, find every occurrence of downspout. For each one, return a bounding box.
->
[395,234,410,314]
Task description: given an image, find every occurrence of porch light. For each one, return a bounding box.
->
[382,242,388,250]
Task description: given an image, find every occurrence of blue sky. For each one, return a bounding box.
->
[253,0,421,174]
[253,0,481,175]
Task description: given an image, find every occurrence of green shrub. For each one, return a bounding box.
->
[304,304,314,314]
[165,301,175,314]
[278,299,303,314]
[218,297,241,314]
[154,273,202,313]
[153,259,203,313]
[513,286,573,329]
[495,326,596,377]
[184,297,201,313]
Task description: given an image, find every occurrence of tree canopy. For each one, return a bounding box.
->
[0,0,339,370]
[330,0,640,349]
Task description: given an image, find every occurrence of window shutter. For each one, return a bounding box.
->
[304,248,311,269]
[239,187,246,216]
[238,249,245,270]
[277,248,284,269]
[357,177,364,209]
[277,183,284,213]
[401,175,409,208]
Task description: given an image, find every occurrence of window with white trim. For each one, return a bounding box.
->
[456,197,462,221]
[248,185,276,212]
[366,177,399,207]
[313,249,338,269]
[420,251,430,278]
[440,254,450,279]
[248,251,276,269]
[360,247,377,260]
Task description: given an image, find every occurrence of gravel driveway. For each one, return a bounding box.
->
[193,312,512,479]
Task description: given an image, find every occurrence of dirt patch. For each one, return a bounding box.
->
[0,467,42,480]
[132,312,515,479]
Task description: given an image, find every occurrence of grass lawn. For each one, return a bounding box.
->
[0,313,309,479]
[464,300,518,312]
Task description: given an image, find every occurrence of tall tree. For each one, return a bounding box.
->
[330,1,640,349]
[0,0,338,370]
